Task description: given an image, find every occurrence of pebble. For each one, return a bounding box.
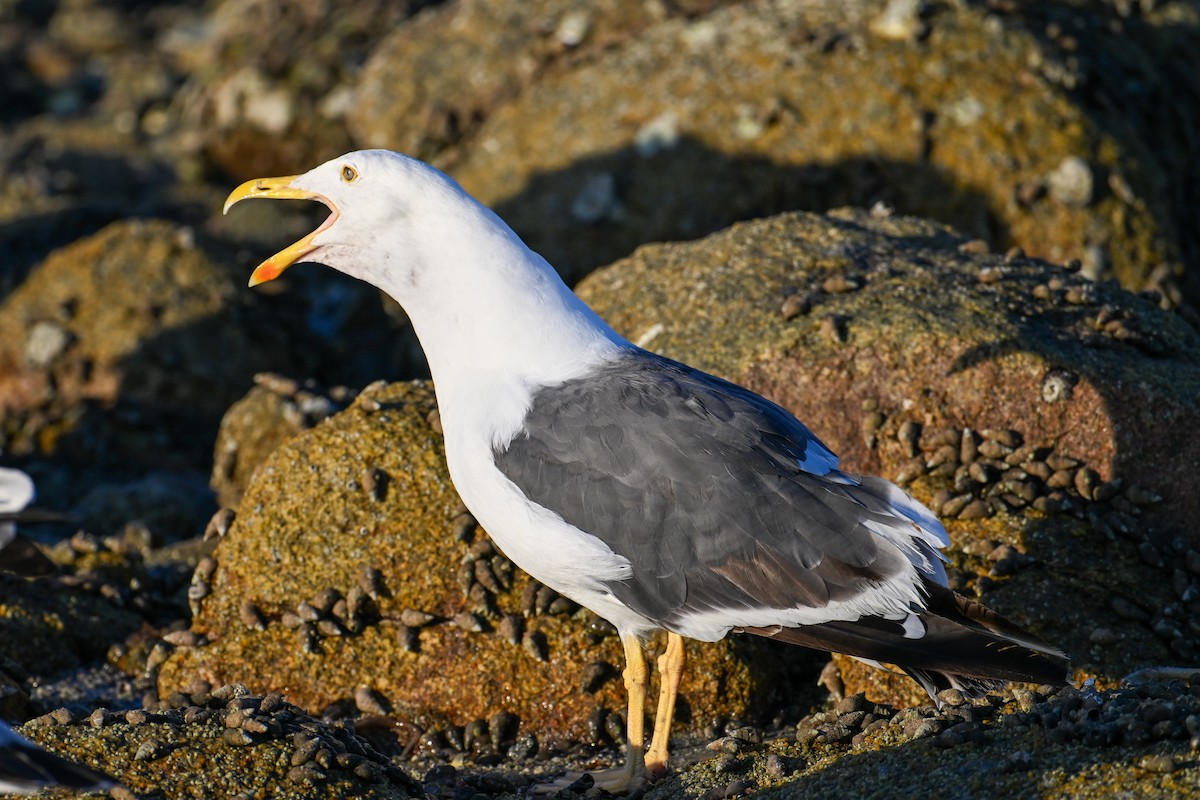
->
[1140,754,1176,773]
[780,294,811,320]
[24,320,71,367]
[1047,156,1094,207]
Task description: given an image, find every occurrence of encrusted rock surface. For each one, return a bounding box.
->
[0,220,293,480]
[446,0,1199,300]
[653,678,1200,800]
[160,381,818,748]
[574,207,1200,705]
[1,1,1199,796]
[21,682,424,799]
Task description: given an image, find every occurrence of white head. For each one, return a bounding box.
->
[224,150,627,391]
[224,150,509,297]
[0,467,34,514]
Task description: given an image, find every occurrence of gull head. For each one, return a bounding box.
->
[223,150,490,294]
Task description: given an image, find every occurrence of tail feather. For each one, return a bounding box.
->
[737,579,1069,702]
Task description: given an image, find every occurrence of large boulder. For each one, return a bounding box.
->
[425,0,1199,305]
[349,0,732,163]
[159,381,815,748]
[0,220,297,482]
[574,207,1200,705]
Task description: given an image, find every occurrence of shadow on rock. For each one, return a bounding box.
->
[490,137,1013,289]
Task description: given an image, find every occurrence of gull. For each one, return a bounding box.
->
[0,720,115,794]
[224,150,1068,792]
[0,468,59,577]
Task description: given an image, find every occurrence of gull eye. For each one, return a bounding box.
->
[341,165,359,183]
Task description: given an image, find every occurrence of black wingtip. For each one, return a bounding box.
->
[739,581,1070,705]
[0,734,118,793]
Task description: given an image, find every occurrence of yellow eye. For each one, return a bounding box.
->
[341,165,359,183]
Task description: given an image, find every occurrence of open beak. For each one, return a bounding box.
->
[223,176,339,287]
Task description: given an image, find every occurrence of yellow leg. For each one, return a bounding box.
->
[535,635,649,794]
[645,632,685,776]
[615,633,648,789]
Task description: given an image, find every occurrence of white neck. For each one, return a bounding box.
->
[365,198,628,444]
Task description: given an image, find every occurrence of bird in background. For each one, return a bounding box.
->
[0,467,67,578]
[225,150,1069,792]
[0,720,116,795]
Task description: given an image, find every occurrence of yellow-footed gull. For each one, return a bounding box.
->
[224,150,1069,792]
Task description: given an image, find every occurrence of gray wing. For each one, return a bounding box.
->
[493,350,929,628]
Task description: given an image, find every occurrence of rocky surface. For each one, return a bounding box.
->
[0,0,1198,797]
[21,682,425,799]
[170,0,428,181]
[348,0,737,164]
[445,0,1200,301]
[159,380,819,748]
[575,207,1200,706]
[655,678,1200,800]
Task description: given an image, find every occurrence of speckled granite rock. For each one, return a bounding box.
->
[159,381,815,748]
[441,0,1197,303]
[573,207,1200,705]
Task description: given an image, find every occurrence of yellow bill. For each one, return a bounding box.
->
[223,175,338,287]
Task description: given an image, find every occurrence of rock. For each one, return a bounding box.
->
[210,382,345,509]
[20,685,422,799]
[170,0,420,180]
[0,572,143,679]
[1046,156,1094,209]
[0,220,300,481]
[75,474,214,543]
[159,381,819,745]
[349,0,717,162]
[574,208,1200,705]
[442,0,1195,302]
[682,680,1200,799]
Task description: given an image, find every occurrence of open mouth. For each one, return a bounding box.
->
[223,176,339,287]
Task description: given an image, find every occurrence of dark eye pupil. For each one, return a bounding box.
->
[343,167,356,181]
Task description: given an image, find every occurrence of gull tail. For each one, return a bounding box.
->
[0,722,117,794]
[738,579,1069,703]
